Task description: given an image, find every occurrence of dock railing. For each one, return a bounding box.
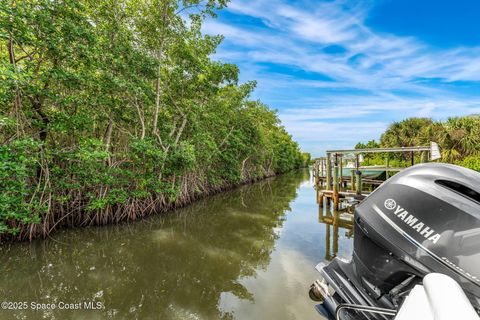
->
[313,142,441,210]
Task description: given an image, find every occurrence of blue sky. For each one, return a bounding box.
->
[202,0,480,157]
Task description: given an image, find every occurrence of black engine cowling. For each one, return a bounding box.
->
[353,163,480,310]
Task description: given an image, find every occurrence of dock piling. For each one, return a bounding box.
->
[326,154,332,191]
[333,156,339,210]
[350,169,355,191]
[339,156,343,191]
[317,144,438,211]
[355,170,362,196]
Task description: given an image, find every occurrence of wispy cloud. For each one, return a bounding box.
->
[203,0,480,155]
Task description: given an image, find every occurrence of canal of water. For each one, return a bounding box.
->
[0,169,354,320]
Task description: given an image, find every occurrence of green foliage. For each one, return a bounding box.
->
[0,0,305,238]
[0,139,44,234]
[456,156,480,172]
[356,115,480,171]
[355,140,382,164]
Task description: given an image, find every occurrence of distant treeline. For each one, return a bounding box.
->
[0,0,309,240]
[355,115,480,171]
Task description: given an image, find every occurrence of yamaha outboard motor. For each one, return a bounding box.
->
[310,163,480,319]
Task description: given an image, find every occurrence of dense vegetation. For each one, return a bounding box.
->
[355,115,480,170]
[0,0,307,240]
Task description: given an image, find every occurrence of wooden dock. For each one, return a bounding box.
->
[313,144,440,210]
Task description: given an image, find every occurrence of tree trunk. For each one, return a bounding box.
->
[8,36,21,130]
[104,118,114,165]
[31,98,49,142]
[174,116,187,146]
[30,97,49,180]
[152,62,161,135]
[241,156,250,179]
[151,1,169,137]
[134,98,145,140]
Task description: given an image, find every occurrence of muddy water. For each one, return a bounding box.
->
[0,170,354,319]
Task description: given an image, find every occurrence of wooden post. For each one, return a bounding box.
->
[339,155,343,191]
[350,169,355,192]
[333,155,339,211]
[355,170,362,196]
[410,151,414,166]
[326,153,332,190]
[318,192,324,208]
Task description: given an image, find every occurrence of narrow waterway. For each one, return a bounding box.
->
[0,170,354,320]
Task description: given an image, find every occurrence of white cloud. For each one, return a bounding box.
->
[203,0,480,156]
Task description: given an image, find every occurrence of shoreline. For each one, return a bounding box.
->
[2,169,306,243]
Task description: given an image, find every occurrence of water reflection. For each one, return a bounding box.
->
[318,206,354,261]
[0,170,318,320]
[0,169,357,320]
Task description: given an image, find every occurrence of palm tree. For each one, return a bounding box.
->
[380,118,434,161]
[358,115,480,169]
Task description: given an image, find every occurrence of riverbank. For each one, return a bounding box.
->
[0,169,334,320]
[2,166,307,242]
